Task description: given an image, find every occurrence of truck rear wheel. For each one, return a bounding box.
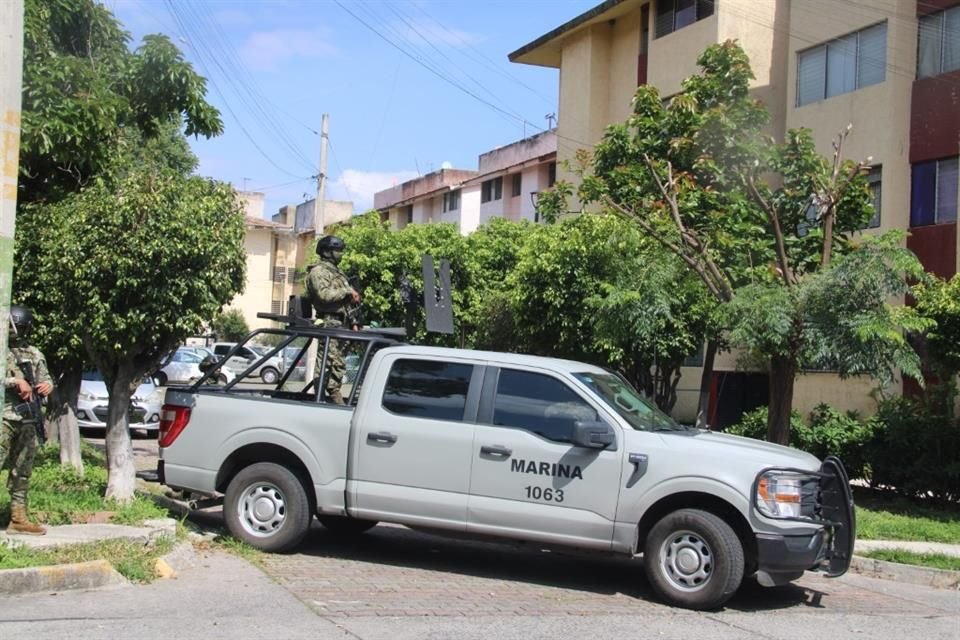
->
[317,515,378,535]
[223,462,311,552]
[643,508,744,610]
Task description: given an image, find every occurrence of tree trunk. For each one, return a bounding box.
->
[695,340,718,429]
[767,355,797,445]
[52,368,84,474]
[104,364,137,502]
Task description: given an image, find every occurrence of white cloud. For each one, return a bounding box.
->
[328,169,419,213]
[240,28,337,71]
[391,19,483,48]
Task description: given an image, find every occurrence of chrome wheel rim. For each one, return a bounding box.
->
[659,529,713,592]
[262,369,278,384]
[238,482,286,537]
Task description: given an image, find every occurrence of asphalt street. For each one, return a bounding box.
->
[33,433,956,640]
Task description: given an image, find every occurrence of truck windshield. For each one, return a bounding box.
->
[573,372,687,432]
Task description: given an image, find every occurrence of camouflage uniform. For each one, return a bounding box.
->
[306,259,353,402]
[2,339,52,510]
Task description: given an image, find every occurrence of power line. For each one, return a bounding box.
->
[162,0,311,179]
[249,177,316,192]
[333,0,531,129]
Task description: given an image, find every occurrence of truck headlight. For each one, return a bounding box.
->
[756,471,814,519]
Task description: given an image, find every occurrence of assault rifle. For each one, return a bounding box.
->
[344,275,364,330]
[14,361,46,444]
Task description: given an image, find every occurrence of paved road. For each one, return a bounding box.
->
[76,433,960,640]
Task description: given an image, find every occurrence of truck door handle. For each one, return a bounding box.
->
[480,445,512,458]
[367,431,397,444]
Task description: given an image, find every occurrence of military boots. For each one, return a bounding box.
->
[6,503,46,535]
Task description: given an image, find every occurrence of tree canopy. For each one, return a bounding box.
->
[544,40,926,443]
[20,0,222,203]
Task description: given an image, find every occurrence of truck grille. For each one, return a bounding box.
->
[92,406,148,423]
[800,476,821,519]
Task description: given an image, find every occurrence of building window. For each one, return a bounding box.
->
[272,266,286,283]
[511,173,522,197]
[911,157,959,227]
[381,359,473,421]
[271,299,283,315]
[402,205,413,224]
[481,177,503,203]
[796,22,887,106]
[918,6,960,79]
[865,166,881,229]
[547,162,557,187]
[442,189,460,212]
[655,0,713,39]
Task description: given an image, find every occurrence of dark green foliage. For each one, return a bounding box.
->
[868,395,960,503]
[212,309,250,343]
[20,0,221,203]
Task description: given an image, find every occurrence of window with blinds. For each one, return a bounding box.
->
[911,157,959,227]
[272,266,286,283]
[918,6,960,79]
[796,22,887,106]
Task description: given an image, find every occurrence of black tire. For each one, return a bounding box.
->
[155,371,168,386]
[223,462,312,552]
[317,515,378,535]
[260,367,280,385]
[643,508,744,610]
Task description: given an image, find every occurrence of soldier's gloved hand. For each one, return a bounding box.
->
[350,289,361,304]
[14,378,32,401]
[36,381,52,397]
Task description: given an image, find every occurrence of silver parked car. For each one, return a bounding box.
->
[212,342,284,384]
[77,370,164,432]
[157,348,235,386]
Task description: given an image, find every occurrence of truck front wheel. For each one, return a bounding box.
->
[643,508,744,610]
[224,462,312,552]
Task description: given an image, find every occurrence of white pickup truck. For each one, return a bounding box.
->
[157,324,854,610]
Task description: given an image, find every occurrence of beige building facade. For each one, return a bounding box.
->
[511,0,956,424]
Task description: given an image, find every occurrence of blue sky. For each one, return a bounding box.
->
[111,0,599,216]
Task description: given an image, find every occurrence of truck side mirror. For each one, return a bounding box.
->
[571,420,616,450]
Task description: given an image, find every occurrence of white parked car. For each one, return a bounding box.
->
[77,370,164,432]
[212,342,284,384]
[156,348,235,386]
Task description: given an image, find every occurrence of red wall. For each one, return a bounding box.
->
[910,71,960,163]
[918,0,960,17]
[907,223,957,279]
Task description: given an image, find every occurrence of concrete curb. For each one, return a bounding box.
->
[849,554,960,590]
[0,522,196,597]
[0,559,127,596]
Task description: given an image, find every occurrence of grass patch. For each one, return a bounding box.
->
[860,548,960,572]
[0,536,175,582]
[854,488,960,544]
[0,442,168,526]
[208,535,265,567]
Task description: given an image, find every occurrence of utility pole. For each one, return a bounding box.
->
[0,0,24,412]
[314,113,329,237]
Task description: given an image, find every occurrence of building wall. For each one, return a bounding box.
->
[461,185,482,232]
[787,0,914,238]
[230,228,274,330]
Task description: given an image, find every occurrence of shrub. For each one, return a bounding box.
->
[868,396,960,503]
[725,404,874,479]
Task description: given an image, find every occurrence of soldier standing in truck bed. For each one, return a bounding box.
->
[306,235,360,404]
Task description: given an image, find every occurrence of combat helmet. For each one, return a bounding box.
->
[316,235,346,264]
[9,304,33,337]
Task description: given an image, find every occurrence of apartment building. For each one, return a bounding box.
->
[375,130,558,234]
[510,0,960,424]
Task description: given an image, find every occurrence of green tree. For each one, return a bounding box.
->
[554,41,925,443]
[18,164,245,500]
[913,274,960,379]
[14,0,224,476]
[334,213,467,345]
[509,214,712,412]
[212,309,250,343]
[19,0,221,203]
